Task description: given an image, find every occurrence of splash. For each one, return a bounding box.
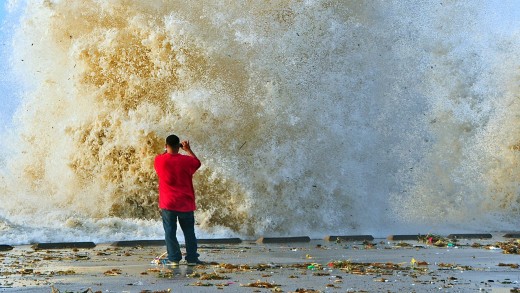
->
[0,0,519,244]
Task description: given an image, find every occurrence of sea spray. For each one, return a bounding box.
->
[390,2,520,229]
[0,0,519,244]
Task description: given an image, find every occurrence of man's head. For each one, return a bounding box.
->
[166,134,180,150]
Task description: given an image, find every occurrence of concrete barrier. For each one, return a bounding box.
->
[198,238,242,244]
[256,236,311,244]
[0,245,14,251]
[387,235,422,241]
[111,240,165,247]
[32,242,96,250]
[13,233,503,251]
[324,235,374,242]
[111,238,243,247]
[447,234,492,239]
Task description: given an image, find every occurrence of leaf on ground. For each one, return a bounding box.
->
[241,280,281,288]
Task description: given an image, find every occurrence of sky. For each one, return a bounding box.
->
[0,1,23,128]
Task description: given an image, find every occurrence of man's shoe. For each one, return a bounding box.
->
[187,260,206,266]
[163,260,179,266]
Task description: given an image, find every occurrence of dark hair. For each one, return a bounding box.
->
[166,134,180,148]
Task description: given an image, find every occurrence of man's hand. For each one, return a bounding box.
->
[180,140,191,151]
[180,140,198,159]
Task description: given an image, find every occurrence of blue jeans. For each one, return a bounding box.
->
[161,209,199,262]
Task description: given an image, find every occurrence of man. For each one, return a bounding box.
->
[154,134,203,266]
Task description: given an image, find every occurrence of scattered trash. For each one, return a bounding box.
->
[495,240,520,254]
[363,240,376,249]
[436,263,472,271]
[151,251,167,265]
[418,234,456,247]
[215,282,233,288]
[240,280,280,288]
[53,270,76,276]
[189,281,213,286]
[486,246,501,250]
[326,260,427,275]
[147,268,162,273]
[306,263,321,270]
[158,270,174,278]
[410,258,417,268]
[292,288,322,292]
[103,268,122,276]
[188,272,230,280]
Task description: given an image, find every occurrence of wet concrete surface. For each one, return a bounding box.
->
[0,235,519,292]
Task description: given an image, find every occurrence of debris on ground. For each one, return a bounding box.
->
[240,280,281,288]
[188,272,229,280]
[418,234,457,247]
[103,268,122,276]
[497,263,519,269]
[495,240,520,254]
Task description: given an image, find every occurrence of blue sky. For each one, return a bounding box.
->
[0,1,23,128]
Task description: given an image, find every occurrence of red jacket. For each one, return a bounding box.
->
[154,153,201,212]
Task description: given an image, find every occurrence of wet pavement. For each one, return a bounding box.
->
[0,235,519,292]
